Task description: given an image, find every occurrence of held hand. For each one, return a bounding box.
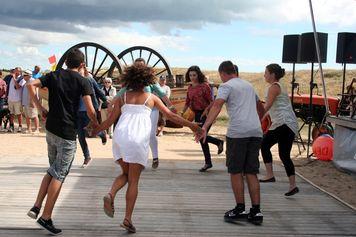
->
[194,126,207,143]
[168,105,177,114]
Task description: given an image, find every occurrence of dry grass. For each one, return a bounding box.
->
[172,68,356,99]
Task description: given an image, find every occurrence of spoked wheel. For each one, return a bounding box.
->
[109,46,173,78]
[56,42,122,84]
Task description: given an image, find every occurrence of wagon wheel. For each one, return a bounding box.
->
[109,46,173,79]
[57,42,122,85]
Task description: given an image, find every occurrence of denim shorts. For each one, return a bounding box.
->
[46,131,77,183]
[226,136,262,174]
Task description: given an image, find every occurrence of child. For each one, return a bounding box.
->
[92,64,200,233]
[26,48,98,235]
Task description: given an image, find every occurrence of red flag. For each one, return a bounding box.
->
[48,55,56,65]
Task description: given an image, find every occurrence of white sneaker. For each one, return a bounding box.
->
[32,129,40,135]
[17,126,22,133]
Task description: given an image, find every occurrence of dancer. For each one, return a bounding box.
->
[196,61,263,224]
[259,63,299,196]
[181,65,224,172]
[26,48,98,235]
[92,64,200,233]
[113,58,177,169]
[77,66,107,168]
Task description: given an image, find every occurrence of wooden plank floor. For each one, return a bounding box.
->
[0,148,355,236]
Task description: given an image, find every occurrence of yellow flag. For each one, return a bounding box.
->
[50,63,57,71]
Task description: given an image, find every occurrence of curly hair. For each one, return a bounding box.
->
[185,65,206,84]
[120,65,157,91]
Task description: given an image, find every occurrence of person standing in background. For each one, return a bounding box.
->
[32,66,42,79]
[156,76,171,136]
[7,67,25,132]
[100,77,116,138]
[21,69,40,134]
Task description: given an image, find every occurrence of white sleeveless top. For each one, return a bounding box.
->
[267,82,299,135]
[112,93,152,167]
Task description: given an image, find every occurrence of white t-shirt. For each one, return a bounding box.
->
[216,77,262,138]
[8,76,26,102]
[22,78,37,106]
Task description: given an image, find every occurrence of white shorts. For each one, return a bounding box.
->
[24,106,38,118]
[8,101,22,115]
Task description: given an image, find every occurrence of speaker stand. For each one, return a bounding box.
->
[290,63,306,155]
[306,63,316,160]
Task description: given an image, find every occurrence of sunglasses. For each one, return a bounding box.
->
[104,82,111,84]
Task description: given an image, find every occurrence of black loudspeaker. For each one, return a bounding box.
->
[282,34,300,63]
[336,32,356,64]
[299,32,328,63]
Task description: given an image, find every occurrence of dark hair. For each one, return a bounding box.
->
[65,48,85,69]
[218,61,237,75]
[120,65,156,91]
[134,57,146,65]
[185,65,206,83]
[266,63,285,80]
[233,64,239,77]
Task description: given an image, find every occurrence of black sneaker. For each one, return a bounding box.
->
[217,141,224,155]
[224,207,248,223]
[27,206,40,219]
[152,158,159,169]
[101,132,107,145]
[37,217,62,235]
[247,208,263,225]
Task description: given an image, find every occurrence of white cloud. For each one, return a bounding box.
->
[276,0,356,27]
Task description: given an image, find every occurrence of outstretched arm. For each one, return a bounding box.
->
[197,98,225,142]
[92,97,122,135]
[153,95,200,133]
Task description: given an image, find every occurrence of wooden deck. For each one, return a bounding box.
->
[0,138,355,236]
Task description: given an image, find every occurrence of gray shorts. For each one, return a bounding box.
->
[46,131,77,183]
[226,136,262,174]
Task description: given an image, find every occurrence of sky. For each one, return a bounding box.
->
[0,0,355,73]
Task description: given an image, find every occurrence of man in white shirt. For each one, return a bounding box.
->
[7,67,25,132]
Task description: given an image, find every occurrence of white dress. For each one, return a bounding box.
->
[112,93,152,167]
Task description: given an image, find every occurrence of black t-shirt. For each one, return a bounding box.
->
[40,69,93,140]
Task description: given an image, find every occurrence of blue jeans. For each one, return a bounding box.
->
[77,111,105,160]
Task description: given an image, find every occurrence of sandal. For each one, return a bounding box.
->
[103,193,115,218]
[120,218,136,233]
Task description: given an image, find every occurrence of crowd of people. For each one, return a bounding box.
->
[0,48,301,235]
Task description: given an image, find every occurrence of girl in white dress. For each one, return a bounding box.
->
[92,64,200,233]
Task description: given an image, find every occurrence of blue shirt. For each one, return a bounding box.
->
[115,83,166,98]
[32,72,42,79]
[78,77,106,111]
